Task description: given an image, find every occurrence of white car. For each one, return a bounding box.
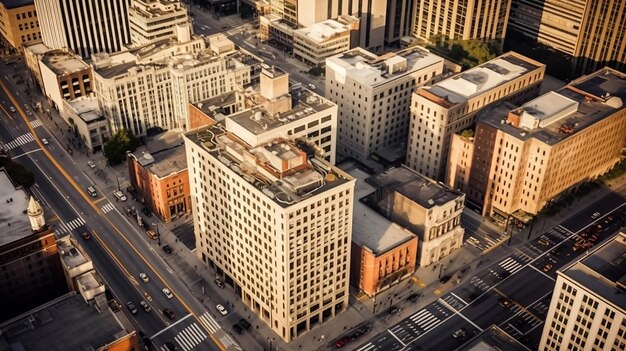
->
[139,273,149,283]
[41,138,49,145]
[591,212,600,219]
[113,190,127,202]
[163,288,173,299]
[308,84,316,90]
[9,106,15,112]
[216,304,228,315]
[26,110,32,116]
[87,160,96,168]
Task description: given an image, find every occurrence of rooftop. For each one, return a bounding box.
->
[0,0,33,9]
[57,236,88,269]
[457,325,531,351]
[0,169,32,247]
[479,67,626,145]
[560,232,626,311]
[0,293,132,351]
[367,166,463,209]
[327,47,444,87]
[23,42,51,55]
[344,163,416,255]
[293,19,351,44]
[130,0,186,17]
[66,96,105,123]
[133,131,188,178]
[41,50,89,76]
[424,52,542,106]
[185,124,352,208]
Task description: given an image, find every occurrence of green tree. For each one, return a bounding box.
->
[104,129,139,165]
[0,158,35,188]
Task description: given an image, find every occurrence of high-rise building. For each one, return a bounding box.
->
[92,34,251,137]
[405,51,545,181]
[508,0,626,75]
[447,68,626,219]
[184,70,354,340]
[128,0,191,45]
[0,0,41,50]
[413,0,512,45]
[325,46,445,162]
[34,0,131,59]
[539,231,626,351]
[385,0,416,45]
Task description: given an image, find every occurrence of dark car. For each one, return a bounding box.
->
[162,245,173,254]
[141,207,152,217]
[81,231,92,240]
[164,342,178,351]
[407,293,421,303]
[238,319,252,331]
[232,323,244,335]
[335,337,351,348]
[499,297,513,307]
[387,306,401,315]
[126,302,138,315]
[163,308,175,320]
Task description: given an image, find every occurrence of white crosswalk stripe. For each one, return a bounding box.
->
[219,334,237,348]
[499,257,523,274]
[101,203,115,214]
[175,323,206,351]
[4,133,35,150]
[198,312,220,334]
[30,120,43,128]
[55,217,86,234]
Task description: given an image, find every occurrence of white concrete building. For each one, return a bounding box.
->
[539,231,626,351]
[325,46,445,162]
[92,34,251,137]
[128,0,191,45]
[292,18,358,66]
[61,96,110,153]
[406,52,545,180]
[184,112,355,342]
[34,0,131,59]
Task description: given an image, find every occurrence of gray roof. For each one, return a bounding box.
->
[457,325,531,351]
[0,0,33,9]
[0,169,32,247]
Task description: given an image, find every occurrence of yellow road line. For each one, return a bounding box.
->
[0,80,227,351]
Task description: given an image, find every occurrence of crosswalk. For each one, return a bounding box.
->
[101,203,115,214]
[55,217,86,234]
[174,323,207,351]
[440,293,467,311]
[2,132,35,150]
[407,309,441,333]
[465,234,501,252]
[198,312,220,334]
[499,257,524,275]
[30,120,43,128]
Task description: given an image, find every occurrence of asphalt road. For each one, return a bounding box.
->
[353,193,626,351]
[0,64,234,351]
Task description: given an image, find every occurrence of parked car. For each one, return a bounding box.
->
[141,207,152,217]
[591,212,600,219]
[406,293,421,303]
[387,306,401,315]
[146,229,158,240]
[87,160,96,168]
[238,319,252,331]
[452,329,466,338]
[308,84,316,90]
[126,302,138,315]
[232,323,244,335]
[163,288,173,299]
[113,190,127,201]
[335,337,351,348]
[216,304,227,315]
[163,308,175,320]
[139,300,152,312]
[162,245,173,254]
[214,279,225,288]
[537,239,550,246]
[139,273,149,283]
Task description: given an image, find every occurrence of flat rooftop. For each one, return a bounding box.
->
[367,166,463,209]
[327,47,444,87]
[0,169,32,247]
[41,50,89,75]
[131,130,187,177]
[560,232,626,311]
[185,125,352,208]
[0,293,131,350]
[293,19,350,44]
[457,325,531,351]
[479,68,626,145]
[228,89,335,136]
[24,42,51,55]
[67,96,105,123]
[57,236,88,269]
[425,52,541,106]
[344,163,416,255]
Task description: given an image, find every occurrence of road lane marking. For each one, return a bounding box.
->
[151,313,193,339]
[386,329,406,347]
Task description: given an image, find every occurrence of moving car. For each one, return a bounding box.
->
[87,160,96,168]
[591,212,600,219]
[113,190,127,201]
[81,231,92,240]
[162,245,173,254]
[335,337,351,348]
[498,297,513,307]
[87,186,97,197]
[308,84,316,90]
[452,329,466,338]
[163,288,173,299]
[216,304,227,315]
[126,302,138,315]
[41,138,49,145]
[537,239,550,246]
[139,273,149,282]
[163,308,175,320]
[543,264,554,272]
[146,229,158,240]
[139,300,152,312]
[9,106,15,112]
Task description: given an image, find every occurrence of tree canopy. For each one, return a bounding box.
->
[104,129,139,165]
[0,157,35,189]
[428,37,499,69]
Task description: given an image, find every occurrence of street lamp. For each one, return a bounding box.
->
[438,263,444,280]
[152,222,161,246]
[116,175,121,191]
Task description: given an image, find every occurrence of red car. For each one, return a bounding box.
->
[336,337,351,348]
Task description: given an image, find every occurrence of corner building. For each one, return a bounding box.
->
[185,124,355,341]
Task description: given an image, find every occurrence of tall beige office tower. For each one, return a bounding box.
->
[405,51,544,181]
[508,0,626,75]
[185,67,355,342]
[413,0,512,45]
[385,0,416,45]
[325,46,444,162]
[34,0,131,59]
[128,0,191,45]
[539,232,626,351]
[447,68,626,219]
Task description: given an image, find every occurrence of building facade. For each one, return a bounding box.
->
[413,0,512,45]
[447,68,626,220]
[539,231,626,351]
[93,34,251,137]
[0,0,41,50]
[385,0,415,45]
[128,0,191,45]
[39,49,93,112]
[34,0,131,59]
[326,47,444,162]
[406,51,545,181]
[61,96,110,153]
[508,0,626,75]
[185,121,355,341]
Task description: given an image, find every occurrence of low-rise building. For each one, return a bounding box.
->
[539,231,626,351]
[22,42,50,89]
[0,0,41,51]
[39,49,92,112]
[127,131,191,223]
[0,170,68,321]
[345,163,417,297]
[406,52,545,181]
[448,68,626,220]
[458,325,531,351]
[61,96,110,153]
[365,166,465,267]
[129,0,191,45]
[325,46,445,162]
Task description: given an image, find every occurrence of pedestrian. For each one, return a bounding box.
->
[256,325,259,330]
